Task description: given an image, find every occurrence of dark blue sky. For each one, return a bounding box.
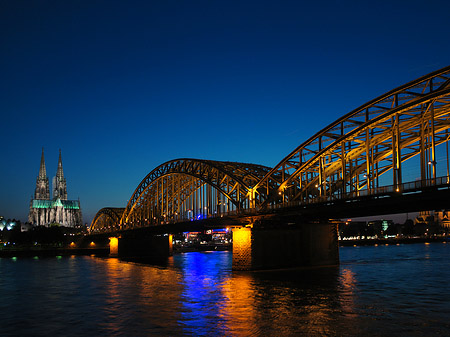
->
[1,0,450,224]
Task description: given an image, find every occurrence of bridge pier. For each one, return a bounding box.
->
[109,237,119,257]
[111,234,173,259]
[232,222,339,271]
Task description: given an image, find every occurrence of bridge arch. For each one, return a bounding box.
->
[90,207,125,233]
[255,65,450,208]
[121,158,271,228]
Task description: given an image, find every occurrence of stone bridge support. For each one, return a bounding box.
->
[232,222,339,271]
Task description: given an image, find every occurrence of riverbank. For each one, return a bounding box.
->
[339,236,449,246]
[0,246,109,258]
[0,244,231,258]
[1,237,448,258]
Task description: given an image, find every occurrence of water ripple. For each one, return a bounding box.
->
[1,243,450,336]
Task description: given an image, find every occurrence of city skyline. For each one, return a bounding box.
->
[1,1,450,224]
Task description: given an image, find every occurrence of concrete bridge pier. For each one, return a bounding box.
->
[109,237,119,257]
[109,234,173,259]
[232,222,339,271]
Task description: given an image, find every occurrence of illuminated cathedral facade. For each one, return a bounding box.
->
[28,149,83,227]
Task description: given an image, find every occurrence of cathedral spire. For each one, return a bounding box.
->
[39,147,47,179]
[53,149,67,200]
[56,149,64,179]
[34,148,50,200]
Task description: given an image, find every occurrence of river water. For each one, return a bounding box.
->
[1,243,450,336]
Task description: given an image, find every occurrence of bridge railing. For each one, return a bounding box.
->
[266,176,450,211]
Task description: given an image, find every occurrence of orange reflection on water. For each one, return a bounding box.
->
[338,267,359,329]
[341,268,357,292]
[218,267,358,335]
[100,257,184,334]
[219,273,259,335]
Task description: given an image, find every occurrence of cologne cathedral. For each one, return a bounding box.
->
[28,149,83,227]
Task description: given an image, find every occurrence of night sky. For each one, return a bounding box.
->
[1,0,450,224]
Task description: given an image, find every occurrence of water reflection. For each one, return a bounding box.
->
[177,252,232,335]
[176,252,360,336]
[1,244,450,336]
[99,257,185,336]
[219,267,360,336]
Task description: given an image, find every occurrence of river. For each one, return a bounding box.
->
[1,243,449,336]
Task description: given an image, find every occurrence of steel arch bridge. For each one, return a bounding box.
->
[91,65,450,232]
[119,159,274,229]
[90,207,125,233]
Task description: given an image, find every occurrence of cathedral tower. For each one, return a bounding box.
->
[53,149,67,200]
[29,149,82,227]
[34,148,50,200]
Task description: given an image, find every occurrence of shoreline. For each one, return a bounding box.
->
[339,236,449,246]
[1,237,448,258]
[0,247,109,258]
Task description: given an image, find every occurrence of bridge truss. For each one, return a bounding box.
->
[119,159,272,229]
[254,65,450,208]
[90,207,125,233]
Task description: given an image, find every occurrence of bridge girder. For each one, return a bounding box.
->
[255,65,450,208]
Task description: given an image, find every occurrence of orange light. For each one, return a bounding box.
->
[90,241,96,247]
[109,237,119,256]
[168,234,173,253]
[70,242,76,247]
[232,227,252,270]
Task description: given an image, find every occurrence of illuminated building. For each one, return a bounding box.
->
[28,149,82,227]
[415,210,450,231]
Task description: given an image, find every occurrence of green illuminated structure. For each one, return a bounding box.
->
[28,149,83,227]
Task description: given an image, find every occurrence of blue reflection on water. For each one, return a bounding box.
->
[175,251,232,336]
